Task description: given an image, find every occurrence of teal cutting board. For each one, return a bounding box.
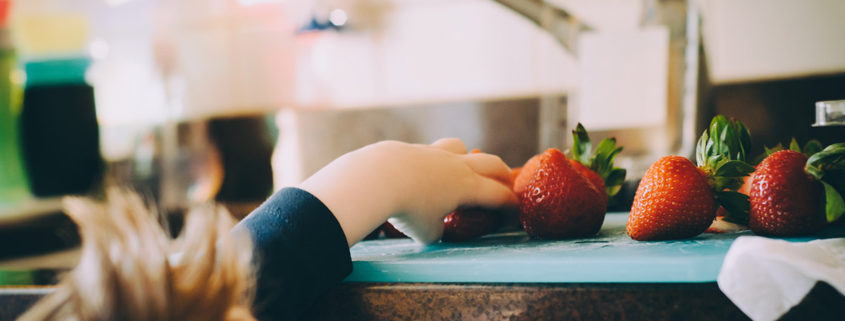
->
[347,212,838,283]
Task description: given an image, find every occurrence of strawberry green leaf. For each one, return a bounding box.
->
[715,160,756,178]
[721,126,736,158]
[706,155,725,172]
[698,116,754,192]
[821,181,845,223]
[592,139,622,176]
[806,144,845,180]
[594,139,618,161]
[607,185,623,200]
[570,123,628,209]
[705,139,716,160]
[724,118,750,160]
[765,143,783,155]
[698,115,752,169]
[756,139,824,166]
[605,168,626,197]
[789,138,801,152]
[716,191,750,225]
[736,121,752,160]
[606,168,626,185]
[710,177,744,191]
[815,144,845,160]
[708,115,724,134]
[708,116,726,158]
[806,142,845,223]
[610,146,623,162]
[803,140,823,156]
[593,154,607,174]
[571,123,591,165]
[806,164,823,180]
[696,130,708,166]
[711,154,724,164]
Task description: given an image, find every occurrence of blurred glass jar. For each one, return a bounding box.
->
[814,100,845,127]
[102,121,223,216]
[0,21,29,204]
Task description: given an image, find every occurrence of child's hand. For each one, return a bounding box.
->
[299,138,518,245]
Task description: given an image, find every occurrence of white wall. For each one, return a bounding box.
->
[700,0,845,84]
[295,0,576,109]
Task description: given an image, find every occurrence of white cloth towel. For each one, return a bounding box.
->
[718,236,845,321]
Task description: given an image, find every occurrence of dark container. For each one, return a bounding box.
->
[19,58,102,197]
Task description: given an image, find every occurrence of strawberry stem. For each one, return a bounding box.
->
[571,123,591,165]
[715,191,750,225]
[570,123,627,203]
[806,143,845,223]
[697,115,754,222]
[821,181,845,222]
[753,138,823,164]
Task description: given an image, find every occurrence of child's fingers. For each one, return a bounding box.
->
[430,138,467,154]
[463,153,513,186]
[464,176,519,208]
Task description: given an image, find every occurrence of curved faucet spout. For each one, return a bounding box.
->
[493,0,592,53]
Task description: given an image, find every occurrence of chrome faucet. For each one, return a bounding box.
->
[492,0,701,178]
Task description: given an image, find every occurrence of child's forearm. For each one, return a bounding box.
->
[298,141,412,246]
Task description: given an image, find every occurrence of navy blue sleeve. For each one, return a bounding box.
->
[233,187,352,321]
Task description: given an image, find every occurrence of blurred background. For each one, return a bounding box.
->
[0,0,844,264]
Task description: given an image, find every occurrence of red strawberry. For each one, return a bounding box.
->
[381,222,408,238]
[519,148,605,239]
[628,116,755,241]
[749,150,826,236]
[442,148,509,241]
[705,216,747,234]
[569,159,607,209]
[363,227,382,240]
[441,207,502,242]
[710,138,821,227]
[711,170,753,227]
[747,141,845,236]
[628,156,717,240]
[513,154,541,196]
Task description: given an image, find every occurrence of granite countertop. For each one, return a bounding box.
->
[301,281,843,321]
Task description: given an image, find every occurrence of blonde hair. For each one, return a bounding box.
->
[18,190,255,321]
